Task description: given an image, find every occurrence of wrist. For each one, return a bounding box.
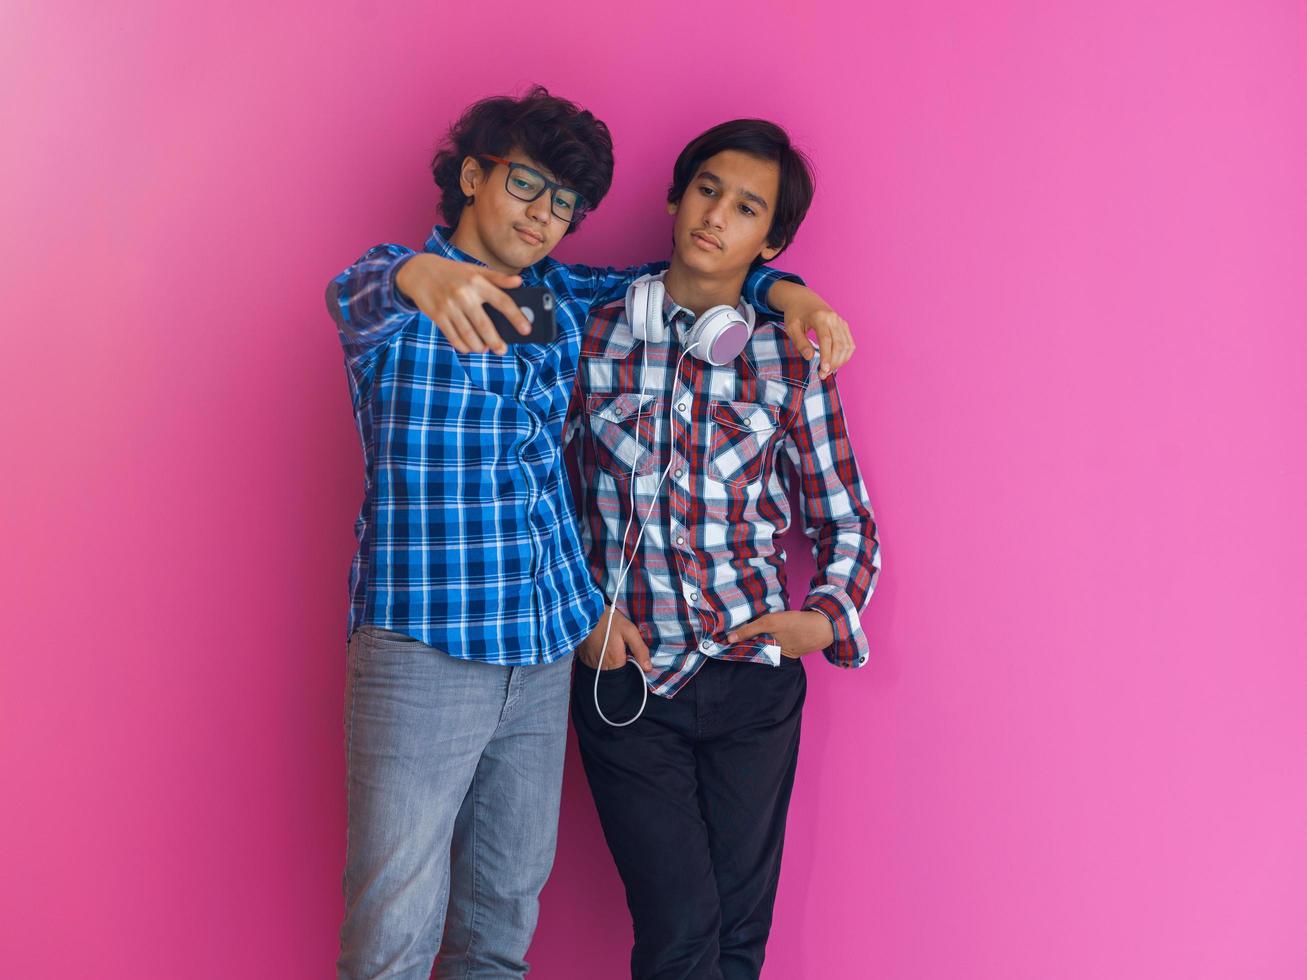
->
[394,253,441,299]
[392,253,426,304]
[803,610,835,648]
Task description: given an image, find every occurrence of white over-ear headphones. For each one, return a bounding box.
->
[592,273,756,729]
[625,273,756,366]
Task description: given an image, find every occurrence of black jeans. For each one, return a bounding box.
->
[572,655,807,980]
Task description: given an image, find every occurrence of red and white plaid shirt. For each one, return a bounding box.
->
[564,290,881,697]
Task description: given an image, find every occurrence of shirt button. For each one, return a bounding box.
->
[690,592,700,601]
[700,640,711,650]
[677,402,687,412]
[612,410,623,419]
[676,536,686,546]
[674,468,684,478]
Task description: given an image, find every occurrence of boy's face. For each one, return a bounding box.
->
[458,150,575,271]
[669,150,782,277]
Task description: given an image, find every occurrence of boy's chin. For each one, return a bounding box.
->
[677,250,753,281]
[495,235,549,267]
[675,242,730,272]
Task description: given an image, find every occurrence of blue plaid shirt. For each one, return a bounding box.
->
[326,226,798,665]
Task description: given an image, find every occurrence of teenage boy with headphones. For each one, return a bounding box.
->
[565,120,881,980]
[326,89,855,980]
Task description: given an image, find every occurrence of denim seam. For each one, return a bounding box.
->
[499,665,519,731]
[461,767,483,978]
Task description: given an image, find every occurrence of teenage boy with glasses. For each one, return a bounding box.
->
[565,119,881,980]
[326,88,855,980]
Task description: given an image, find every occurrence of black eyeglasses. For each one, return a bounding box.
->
[483,155,590,224]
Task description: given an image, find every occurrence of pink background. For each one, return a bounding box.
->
[3,1,1306,977]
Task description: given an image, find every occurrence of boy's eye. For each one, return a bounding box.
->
[512,177,533,190]
[740,205,755,216]
[699,185,716,196]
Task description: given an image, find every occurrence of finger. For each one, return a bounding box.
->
[432,302,472,354]
[789,318,816,361]
[446,308,485,354]
[624,626,653,674]
[480,282,533,336]
[726,616,768,644]
[832,319,854,371]
[415,287,467,352]
[815,318,836,379]
[466,301,509,355]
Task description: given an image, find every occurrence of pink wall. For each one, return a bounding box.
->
[3,1,1305,977]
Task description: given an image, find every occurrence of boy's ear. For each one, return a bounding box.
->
[459,156,485,197]
[759,240,781,262]
[667,202,678,215]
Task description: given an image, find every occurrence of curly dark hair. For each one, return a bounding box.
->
[431,86,615,236]
[667,119,815,261]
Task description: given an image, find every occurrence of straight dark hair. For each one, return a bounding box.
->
[431,86,614,235]
[667,119,815,261]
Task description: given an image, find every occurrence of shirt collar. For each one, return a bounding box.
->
[660,289,695,345]
[660,286,753,347]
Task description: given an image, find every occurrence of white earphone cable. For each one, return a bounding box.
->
[592,335,700,727]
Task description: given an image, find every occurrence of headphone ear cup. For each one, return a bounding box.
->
[689,305,754,365]
[626,274,666,344]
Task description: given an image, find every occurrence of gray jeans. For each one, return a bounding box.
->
[337,627,574,979]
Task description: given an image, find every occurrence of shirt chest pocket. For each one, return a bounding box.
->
[586,391,662,478]
[708,400,782,487]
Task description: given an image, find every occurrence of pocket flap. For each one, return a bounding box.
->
[587,391,659,424]
[709,400,780,434]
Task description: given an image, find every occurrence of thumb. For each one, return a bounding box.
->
[624,622,654,674]
[726,615,770,644]
[787,319,815,361]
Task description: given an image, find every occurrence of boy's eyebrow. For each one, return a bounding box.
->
[505,154,562,185]
[698,170,771,212]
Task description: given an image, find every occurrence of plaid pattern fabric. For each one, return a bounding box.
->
[326,226,797,665]
[566,291,881,696]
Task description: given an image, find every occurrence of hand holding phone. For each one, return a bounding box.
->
[394,254,536,354]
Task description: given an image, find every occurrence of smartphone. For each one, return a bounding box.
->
[485,287,557,345]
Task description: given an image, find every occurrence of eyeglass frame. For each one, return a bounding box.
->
[481,154,590,224]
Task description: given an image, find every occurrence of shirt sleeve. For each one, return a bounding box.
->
[563,374,586,451]
[782,358,882,668]
[561,260,802,317]
[742,266,805,318]
[561,260,668,309]
[325,244,420,371]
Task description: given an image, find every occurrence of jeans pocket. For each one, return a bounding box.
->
[357,626,417,643]
[574,659,631,680]
[354,626,424,666]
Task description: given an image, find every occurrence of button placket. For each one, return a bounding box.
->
[665,370,710,642]
[670,373,693,484]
